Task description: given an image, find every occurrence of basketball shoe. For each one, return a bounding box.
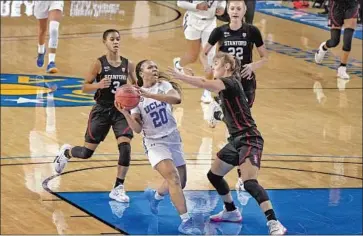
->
[337,66,350,79]
[37,49,46,67]
[109,184,130,203]
[47,61,59,73]
[173,57,185,74]
[267,220,287,235]
[315,42,328,64]
[54,144,71,174]
[210,207,242,223]
[144,188,162,214]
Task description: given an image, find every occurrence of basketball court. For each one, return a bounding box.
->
[1,1,362,235]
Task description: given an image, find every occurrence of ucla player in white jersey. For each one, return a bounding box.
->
[174,0,226,104]
[114,60,201,235]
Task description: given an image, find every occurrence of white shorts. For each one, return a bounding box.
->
[183,13,217,65]
[183,13,216,43]
[143,130,185,168]
[34,1,64,19]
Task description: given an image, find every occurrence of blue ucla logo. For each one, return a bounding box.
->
[0,73,95,107]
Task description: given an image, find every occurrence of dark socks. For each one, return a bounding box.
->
[340,63,347,67]
[114,177,124,188]
[322,45,328,51]
[224,201,237,212]
[265,209,277,221]
[237,169,241,178]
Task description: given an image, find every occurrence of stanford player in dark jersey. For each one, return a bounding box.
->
[202,0,268,191]
[168,52,286,235]
[315,0,359,80]
[203,0,268,109]
[53,29,137,203]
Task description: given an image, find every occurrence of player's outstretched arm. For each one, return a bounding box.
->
[167,67,225,93]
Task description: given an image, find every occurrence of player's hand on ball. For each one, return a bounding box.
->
[98,77,111,88]
[196,2,209,11]
[114,101,128,113]
[241,64,254,80]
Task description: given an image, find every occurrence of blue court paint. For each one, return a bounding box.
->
[0,73,95,107]
[256,1,363,40]
[57,188,362,235]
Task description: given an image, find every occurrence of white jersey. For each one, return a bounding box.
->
[131,81,178,139]
[177,0,226,20]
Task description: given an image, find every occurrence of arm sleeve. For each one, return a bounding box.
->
[251,25,264,48]
[208,27,223,46]
[177,0,198,11]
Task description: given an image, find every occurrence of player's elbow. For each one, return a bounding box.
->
[174,97,182,104]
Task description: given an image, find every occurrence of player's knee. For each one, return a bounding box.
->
[326,29,341,48]
[343,28,355,52]
[48,20,60,48]
[118,142,131,166]
[71,146,94,159]
[207,170,229,195]
[244,179,269,204]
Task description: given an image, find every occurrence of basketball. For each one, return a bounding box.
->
[115,84,140,110]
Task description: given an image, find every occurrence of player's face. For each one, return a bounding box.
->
[141,61,159,83]
[228,1,246,22]
[212,58,227,79]
[104,32,120,53]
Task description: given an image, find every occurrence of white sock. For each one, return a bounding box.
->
[154,191,164,200]
[38,44,45,54]
[49,53,56,63]
[180,212,190,222]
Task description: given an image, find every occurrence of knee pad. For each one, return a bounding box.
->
[244,179,269,204]
[207,170,230,195]
[71,146,94,159]
[343,28,355,52]
[48,21,59,48]
[326,29,341,48]
[118,142,131,166]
